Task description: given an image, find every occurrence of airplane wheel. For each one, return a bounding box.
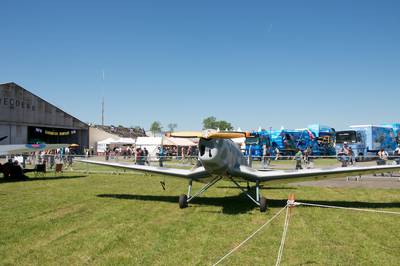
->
[179,194,188,209]
[259,197,267,212]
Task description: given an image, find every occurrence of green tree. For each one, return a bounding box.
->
[217,120,234,131]
[167,123,178,132]
[202,116,217,129]
[202,116,233,130]
[150,121,162,136]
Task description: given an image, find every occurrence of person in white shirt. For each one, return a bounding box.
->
[395,145,400,165]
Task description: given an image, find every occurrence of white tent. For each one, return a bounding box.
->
[167,137,196,146]
[111,137,136,145]
[135,137,197,157]
[97,137,136,153]
[97,138,116,153]
[135,137,163,157]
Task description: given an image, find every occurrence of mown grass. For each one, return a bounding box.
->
[0,165,399,265]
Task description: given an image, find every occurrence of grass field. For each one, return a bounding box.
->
[1,162,400,265]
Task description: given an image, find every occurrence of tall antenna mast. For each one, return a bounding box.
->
[101,97,104,126]
[101,70,105,126]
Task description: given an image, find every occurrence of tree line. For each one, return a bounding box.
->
[149,116,233,135]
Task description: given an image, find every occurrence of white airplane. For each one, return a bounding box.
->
[81,130,400,212]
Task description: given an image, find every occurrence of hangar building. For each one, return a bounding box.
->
[0,82,89,148]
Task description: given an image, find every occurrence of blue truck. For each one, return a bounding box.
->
[245,124,336,158]
[304,124,336,156]
[244,132,270,159]
[335,125,398,161]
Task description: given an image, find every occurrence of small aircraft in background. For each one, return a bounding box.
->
[82,130,400,212]
[0,141,70,179]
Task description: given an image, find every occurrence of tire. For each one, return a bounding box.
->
[179,194,188,209]
[356,153,364,162]
[260,197,267,212]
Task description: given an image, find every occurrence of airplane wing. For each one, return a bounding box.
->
[79,159,210,180]
[234,164,400,182]
[0,144,70,156]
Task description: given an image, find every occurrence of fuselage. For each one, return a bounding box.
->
[198,138,244,176]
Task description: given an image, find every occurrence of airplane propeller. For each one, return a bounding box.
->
[166,130,250,139]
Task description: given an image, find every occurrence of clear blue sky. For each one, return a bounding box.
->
[1,0,399,131]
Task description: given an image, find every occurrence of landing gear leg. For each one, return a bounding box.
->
[230,178,268,212]
[187,179,193,198]
[256,180,267,212]
[178,176,222,209]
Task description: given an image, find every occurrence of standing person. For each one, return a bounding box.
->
[105,148,110,161]
[186,146,193,164]
[376,148,389,176]
[377,148,388,165]
[274,147,280,160]
[143,147,150,165]
[394,144,400,165]
[134,148,140,164]
[348,147,355,165]
[136,148,144,165]
[157,146,164,167]
[303,146,312,167]
[293,149,303,170]
[181,146,185,161]
[338,142,350,167]
[262,144,269,168]
[49,150,55,169]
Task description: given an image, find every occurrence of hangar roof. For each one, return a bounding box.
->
[0,82,88,130]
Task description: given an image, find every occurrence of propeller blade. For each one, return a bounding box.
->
[166,131,203,138]
[207,131,250,139]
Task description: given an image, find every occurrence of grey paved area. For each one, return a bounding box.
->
[291,174,400,189]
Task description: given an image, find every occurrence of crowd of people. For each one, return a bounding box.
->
[103,145,199,167]
[25,147,76,169]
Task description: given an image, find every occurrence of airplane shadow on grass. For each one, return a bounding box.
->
[97,193,400,215]
[0,175,87,184]
[98,193,268,214]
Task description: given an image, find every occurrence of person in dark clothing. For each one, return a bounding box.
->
[143,147,150,165]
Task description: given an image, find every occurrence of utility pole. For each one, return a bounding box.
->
[101,69,105,126]
[101,97,104,126]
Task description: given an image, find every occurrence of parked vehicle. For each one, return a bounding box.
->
[246,125,336,158]
[244,133,270,160]
[335,125,397,161]
[304,124,336,156]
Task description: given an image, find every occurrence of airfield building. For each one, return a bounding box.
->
[0,82,89,149]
